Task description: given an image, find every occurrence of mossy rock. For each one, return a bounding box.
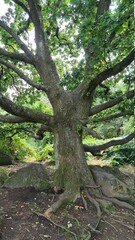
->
[0,152,14,166]
[0,168,9,186]
[3,163,50,191]
[90,165,134,202]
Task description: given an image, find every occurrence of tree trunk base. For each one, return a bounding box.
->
[44,165,134,218]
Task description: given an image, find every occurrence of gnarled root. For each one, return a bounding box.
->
[44,191,80,218]
[100,196,134,211]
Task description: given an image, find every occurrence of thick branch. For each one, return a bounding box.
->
[0,20,34,60]
[73,50,134,102]
[27,0,60,94]
[0,114,36,123]
[109,9,133,43]
[12,0,31,16]
[91,111,134,122]
[0,58,46,91]
[0,92,53,125]
[83,133,135,153]
[35,124,52,140]
[96,0,111,20]
[0,48,33,64]
[89,90,134,116]
[83,126,102,139]
[88,50,134,92]
[17,18,31,35]
[27,0,48,56]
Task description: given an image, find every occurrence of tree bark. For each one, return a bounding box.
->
[53,118,95,195]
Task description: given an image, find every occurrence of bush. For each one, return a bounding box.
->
[11,136,38,161]
[38,144,54,162]
[104,142,135,166]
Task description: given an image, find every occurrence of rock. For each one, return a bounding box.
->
[0,168,9,186]
[90,166,133,201]
[0,152,14,166]
[3,163,50,191]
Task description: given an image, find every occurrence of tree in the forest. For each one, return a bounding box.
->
[0,0,134,216]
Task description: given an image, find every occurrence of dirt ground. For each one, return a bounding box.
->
[0,184,134,240]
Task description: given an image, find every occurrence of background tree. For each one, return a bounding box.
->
[0,0,134,215]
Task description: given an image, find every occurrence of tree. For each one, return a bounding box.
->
[0,0,134,215]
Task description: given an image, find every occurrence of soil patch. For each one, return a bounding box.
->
[0,186,134,240]
[0,162,134,240]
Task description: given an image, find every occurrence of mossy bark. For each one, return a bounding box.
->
[53,122,95,195]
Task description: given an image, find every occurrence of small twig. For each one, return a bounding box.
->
[32,211,78,240]
[113,219,135,231]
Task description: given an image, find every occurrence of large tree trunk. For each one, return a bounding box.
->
[53,120,95,195]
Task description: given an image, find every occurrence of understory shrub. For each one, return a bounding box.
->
[104,141,135,166]
[38,143,54,162]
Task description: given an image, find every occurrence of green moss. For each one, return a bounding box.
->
[4,164,50,190]
[0,167,9,185]
[54,162,81,193]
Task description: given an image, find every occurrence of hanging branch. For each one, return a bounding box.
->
[83,132,135,153]
[83,126,103,139]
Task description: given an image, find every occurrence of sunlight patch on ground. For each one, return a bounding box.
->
[87,157,110,166]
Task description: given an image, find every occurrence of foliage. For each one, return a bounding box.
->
[38,143,54,162]
[0,0,134,165]
[104,141,135,166]
[10,136,38,161]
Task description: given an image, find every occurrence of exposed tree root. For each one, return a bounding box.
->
[44,170,134,220]
[112,219,135,231]
[100,196,134,211]
[33,165,134,240]
[88,218,101,234]
[44,191,80,218]
[84,230,91,240]
[32,210,78,240]
[86,190,102,217]
[103,218,118,231]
